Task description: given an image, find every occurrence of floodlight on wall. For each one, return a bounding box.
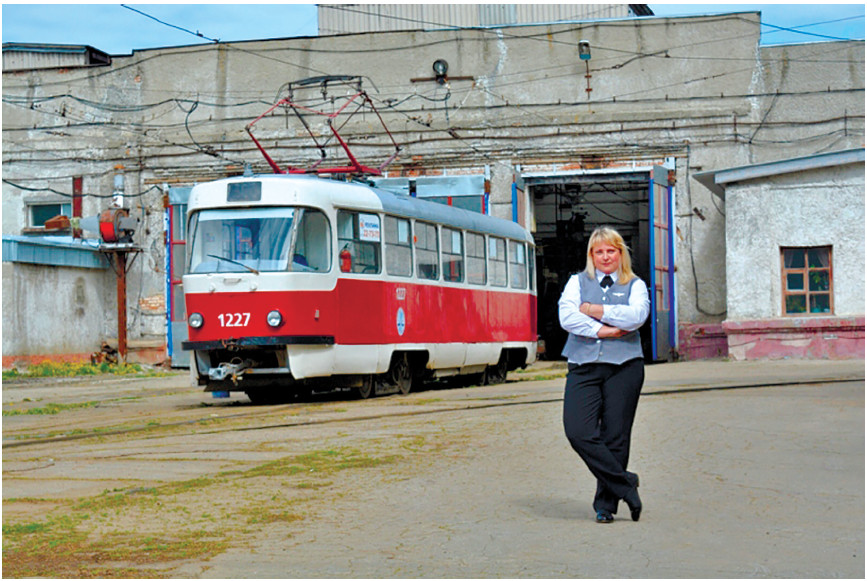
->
[433,59,449,84]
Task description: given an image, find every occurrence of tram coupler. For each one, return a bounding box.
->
[208,359,250,386]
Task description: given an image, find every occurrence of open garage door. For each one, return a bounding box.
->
[524,164,675,362]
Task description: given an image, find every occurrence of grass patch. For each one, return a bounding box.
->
[4,517,225,579]
[3,446,402,578]
[521,372,567,381]
[3,400,101,416]
[2,360,177,382]
[397,398,443,406]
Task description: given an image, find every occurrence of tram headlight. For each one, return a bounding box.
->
[266,310,283,327]
[189,313,204,329]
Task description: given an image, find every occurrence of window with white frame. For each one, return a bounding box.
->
[29,203,71,228]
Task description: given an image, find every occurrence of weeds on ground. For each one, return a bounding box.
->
[3,400,102,416]
[2,445,404,578]
[2,360,174,382]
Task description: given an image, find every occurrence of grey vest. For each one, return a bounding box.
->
[561,271,644,365]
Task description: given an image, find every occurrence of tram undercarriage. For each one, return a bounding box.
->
[191,344,529,403]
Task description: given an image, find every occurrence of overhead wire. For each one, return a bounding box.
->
[3,7,861,173]
[5,8,858,97]
[121,4,220,43]
[2,178,162,199]
[2,12,860,107]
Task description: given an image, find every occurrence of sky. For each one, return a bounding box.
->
[0,3,864,55]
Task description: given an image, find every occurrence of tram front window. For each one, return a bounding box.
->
[188,208,295,274]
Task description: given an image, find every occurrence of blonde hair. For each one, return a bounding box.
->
[584,226,636,285]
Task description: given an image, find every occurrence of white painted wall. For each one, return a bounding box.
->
[725,162,865,320]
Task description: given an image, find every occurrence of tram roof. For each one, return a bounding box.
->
[368,183,533,244]
[191,174,533,244]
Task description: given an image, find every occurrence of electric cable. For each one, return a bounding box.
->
[2,179,162,199]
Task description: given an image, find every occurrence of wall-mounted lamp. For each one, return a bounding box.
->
[433,59,449,84]
[578,40,593,99]
[410,59,472,85]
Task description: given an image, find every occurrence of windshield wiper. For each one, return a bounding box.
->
[207,254,259,275]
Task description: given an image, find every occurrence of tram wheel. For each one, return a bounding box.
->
[390,353,413,395]
[484,356,508,385]
[357,376,374,399]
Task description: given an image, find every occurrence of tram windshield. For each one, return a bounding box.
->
[187,208,297,274]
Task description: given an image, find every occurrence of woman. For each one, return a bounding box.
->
[558,226,650,523]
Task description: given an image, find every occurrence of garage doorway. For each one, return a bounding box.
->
[525,166,675,362]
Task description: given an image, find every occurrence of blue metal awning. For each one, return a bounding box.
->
[2,235,107,269]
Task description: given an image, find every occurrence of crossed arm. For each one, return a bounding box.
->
[579,302,628,337]
[559,276,650,339]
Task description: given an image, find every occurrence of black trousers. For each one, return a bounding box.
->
[563,358,644,513]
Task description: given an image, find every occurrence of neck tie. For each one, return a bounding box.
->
[600,275,613,289]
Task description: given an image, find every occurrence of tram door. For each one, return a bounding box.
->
[649,166,675,361]
[166,187,191,367]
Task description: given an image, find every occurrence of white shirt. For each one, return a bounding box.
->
[558,270,651,338]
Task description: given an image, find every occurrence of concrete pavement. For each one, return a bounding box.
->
[176,358,865,578]
[4,357,864,578]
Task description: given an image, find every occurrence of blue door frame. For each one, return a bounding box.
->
[648,166,676,361]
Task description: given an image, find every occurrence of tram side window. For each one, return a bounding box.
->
[385,216,413,277]
[337,210,381,274]
[466,232,486,285]
[509,240,528,289]
[489,236,507,287]
[415,221,439,280]
[528,245,536,292]
[291,208,331,272]
[441,227,464,283]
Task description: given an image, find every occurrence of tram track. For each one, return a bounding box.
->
[4,376,861,450]
[1,392,560,450]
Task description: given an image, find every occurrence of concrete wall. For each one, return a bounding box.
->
[1,262,114,367]
[2,11,864,361]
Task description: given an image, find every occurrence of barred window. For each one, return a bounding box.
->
[782,246,833,315]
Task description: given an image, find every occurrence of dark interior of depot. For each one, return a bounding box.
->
[530,173,654,362]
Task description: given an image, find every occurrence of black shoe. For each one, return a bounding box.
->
[623,488,642,522]
[595,510,614,524]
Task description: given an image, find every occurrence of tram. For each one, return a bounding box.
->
[182,174,537,402]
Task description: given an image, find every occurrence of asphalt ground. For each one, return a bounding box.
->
[2,358,864,578]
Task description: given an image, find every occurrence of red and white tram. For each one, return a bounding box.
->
[182,174,537,402]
